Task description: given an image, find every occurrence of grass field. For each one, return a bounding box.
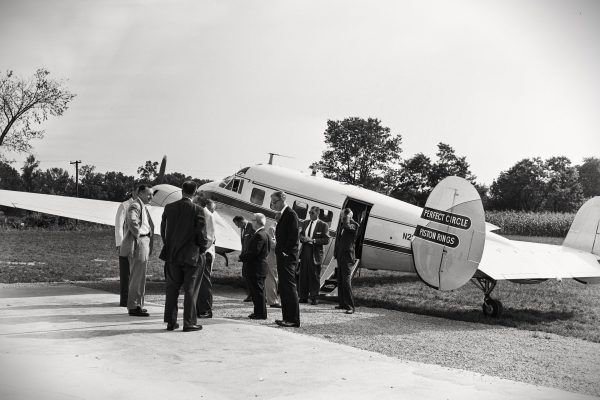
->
[1,228,599,342]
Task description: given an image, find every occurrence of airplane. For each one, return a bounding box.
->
[1,160,599,317]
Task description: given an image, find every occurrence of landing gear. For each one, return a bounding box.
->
[471,277,503,317]
[482,297,503,317]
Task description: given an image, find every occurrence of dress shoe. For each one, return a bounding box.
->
[198,311,213,319]
[345,309,355,314]
[299,298,308,304]
[128,307,149,317]
[276,320,300,328]
[182,324,203,332]
[243,295,252,302]
[249,314,267,320]
[166,322,179,331]
[310,298,318,305]
[269,303,282,308]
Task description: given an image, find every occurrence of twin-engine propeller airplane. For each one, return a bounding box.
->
[1,160,599,316]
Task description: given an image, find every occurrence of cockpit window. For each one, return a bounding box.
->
[237,167,250,175]
[224,178,244,194]
[219,175,233,188]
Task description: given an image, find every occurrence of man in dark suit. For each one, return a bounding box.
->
[238,213,271,320]
[334,208,360,314]
[270,190,301,328]
[233,215,255,302]
[160,181,209,332]
[298,206,330,305]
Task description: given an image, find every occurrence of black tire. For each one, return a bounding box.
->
[482,298,503,317]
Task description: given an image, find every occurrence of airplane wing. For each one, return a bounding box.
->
[0,189,241,252]
[478,232,600,283]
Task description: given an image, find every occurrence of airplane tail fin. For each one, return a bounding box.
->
[411,176,486,290]
[563,197,600,256]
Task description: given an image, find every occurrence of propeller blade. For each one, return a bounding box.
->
[156,155,167,184]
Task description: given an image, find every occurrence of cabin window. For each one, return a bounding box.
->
[293,200,308,220]
[250,188,265,206]
[319,209,333,224]
[225,178,244,194]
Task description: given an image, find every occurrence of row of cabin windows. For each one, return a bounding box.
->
[224,181,335,224]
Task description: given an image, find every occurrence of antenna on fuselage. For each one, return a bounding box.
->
[267,152,294,165]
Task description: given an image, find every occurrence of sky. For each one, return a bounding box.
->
[1,0,599,185]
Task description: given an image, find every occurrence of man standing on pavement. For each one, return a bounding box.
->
[239,213,271,320]
[120,185,154,317]
[298,206,330,305]
[195,198,216,319]
[233,215,255,303]
[160,181,209,332]
[114,185,138,307]
[270,190,301,328]
[334,208,359,314]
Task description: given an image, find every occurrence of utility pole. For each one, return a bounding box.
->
[70,160,81,228]
[70,160,81,197]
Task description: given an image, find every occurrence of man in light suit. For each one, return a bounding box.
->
[270,190,301,328]
[298,206,330,305]
[239,213,271,320]
[160,181,209,332]
[195,198,216,319]
[334,208,360,314]
[114,185,138,307]
[120,185,154,317]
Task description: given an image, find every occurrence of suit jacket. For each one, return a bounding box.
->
[334,219,360,262]
[159,197,209,266]
[299,219,330,265]
[114,197,134,246]
[239,228,271,277]
[240,221,255,254]
[275,206,300,262]
[119,198,155,258]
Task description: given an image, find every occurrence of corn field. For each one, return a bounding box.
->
[485,211,575,237]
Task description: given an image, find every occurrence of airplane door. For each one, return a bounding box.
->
[339,198,373,260]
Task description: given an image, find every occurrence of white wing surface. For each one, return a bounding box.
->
[0,189,241,251]
[479,232,600,282]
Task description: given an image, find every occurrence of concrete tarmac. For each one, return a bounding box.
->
[0,284,594,400]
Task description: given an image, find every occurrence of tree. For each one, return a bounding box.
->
[33,167,73,195]
[390,153,432,206]
[544,156,583,212]
[389,143,479,207]
[0,69,76,160]
[137,160,159,182]
[578,157,600,198]
[314,117,402,191]
[490,158,547,211]
[20,154,40,192]
[0,161,22,190]
[428,142,477,187]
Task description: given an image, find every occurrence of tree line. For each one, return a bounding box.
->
[0,155,210,202]
[313,117,599,212]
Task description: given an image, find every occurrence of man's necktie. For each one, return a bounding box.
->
[306,220,313,238]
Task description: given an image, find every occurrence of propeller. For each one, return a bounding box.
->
[156,155,167,184]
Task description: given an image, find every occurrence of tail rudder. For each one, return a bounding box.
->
[563,197,600,256]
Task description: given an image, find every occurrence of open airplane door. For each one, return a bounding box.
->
[411,176,486,291]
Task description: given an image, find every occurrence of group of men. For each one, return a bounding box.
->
[114,182,360,331]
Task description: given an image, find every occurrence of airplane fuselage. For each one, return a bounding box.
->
[195,164,423,273]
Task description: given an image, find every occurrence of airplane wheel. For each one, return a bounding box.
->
[482,298,503,317]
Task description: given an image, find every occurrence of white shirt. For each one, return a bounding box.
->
[139,202,151,235]
[203,207,216,257]
[305,219,316,238]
